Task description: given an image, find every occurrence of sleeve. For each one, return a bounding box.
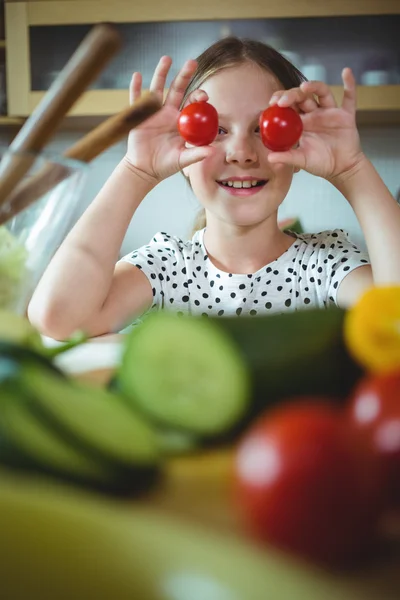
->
[118,232,180,310]
[319,229,370,305]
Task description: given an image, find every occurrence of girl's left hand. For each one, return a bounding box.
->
[268,68,364,181]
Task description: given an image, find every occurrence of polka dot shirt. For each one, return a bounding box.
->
[119,228,370,317]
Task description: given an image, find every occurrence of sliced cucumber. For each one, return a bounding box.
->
[0,341,64,380]
[0,389,110,485]
[118,312,250,436]
[17,365,160,470]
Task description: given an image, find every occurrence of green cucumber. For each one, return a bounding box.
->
[118,311,250,437]
[16,365,160,470]
[0,388,111,486]
[0,340,64,380]
[211,306,363,416]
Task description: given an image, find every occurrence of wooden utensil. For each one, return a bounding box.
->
[0,23,122,207]
[0,92,161,224]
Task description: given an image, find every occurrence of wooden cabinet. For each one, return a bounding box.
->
[4,0,400,124]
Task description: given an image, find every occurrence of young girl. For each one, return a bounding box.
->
[28,37,400,340]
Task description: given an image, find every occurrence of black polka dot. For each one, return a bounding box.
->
[182,296,189,302]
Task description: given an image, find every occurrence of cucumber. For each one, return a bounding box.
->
[108,375,199,455]
[210,306,363,418]
[0,340,65,380]
[0,388,111,486]
[118,311,250,437]
[16,365,160,470]
[0,352,161,494]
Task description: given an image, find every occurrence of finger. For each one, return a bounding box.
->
[271,88,319,114]
[341,67,357,114]
[164,59,198,108]
[267,147,307,170]
[149,56,173,101]
[300,80,337,109]
[178,146,215,171]
[183,88,209,108]
[129,72,142,104]
[269,90,286,105]
[298,96,319,113]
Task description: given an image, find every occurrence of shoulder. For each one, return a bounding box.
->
[293,228,354,247]
[121,230,199,264]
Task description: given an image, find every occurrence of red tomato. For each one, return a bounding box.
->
[234,401,383,567]
[347,370,400,510]
[178,101,218,146]
[259,105,303,152]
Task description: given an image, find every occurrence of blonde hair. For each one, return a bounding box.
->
[190,208,207,237]
[184,37,306,235]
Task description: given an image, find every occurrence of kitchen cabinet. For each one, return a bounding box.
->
[4,0,400,124]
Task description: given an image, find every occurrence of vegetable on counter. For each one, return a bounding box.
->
[346,369,400,510]
[118,311,250,437]
[0,471,358,600]
[0,340,161,495]
[234,400,384,568]
[344,285,400,374]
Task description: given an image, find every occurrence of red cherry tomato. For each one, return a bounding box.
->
[234,401,383,567]
[259,105,303,152]
[347,370,400,510]
[178,101,218,146]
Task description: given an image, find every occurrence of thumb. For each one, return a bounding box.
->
[268,148,306,170]
[179,146,215,170]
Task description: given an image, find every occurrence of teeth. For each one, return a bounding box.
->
[220,180,262,188]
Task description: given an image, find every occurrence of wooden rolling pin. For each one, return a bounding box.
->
[0,92,161,224]
[0,23,122,207]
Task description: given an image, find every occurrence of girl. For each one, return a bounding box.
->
[28,37,400,340]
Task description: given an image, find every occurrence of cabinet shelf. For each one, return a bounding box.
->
[26,0,400,26]
[25,86,400,125]
[0,116,24,126]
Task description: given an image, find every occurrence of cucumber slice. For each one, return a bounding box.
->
[17,365,160,469]
[118,312,250,436]
[0,389,110,485]
[0,341,64,380]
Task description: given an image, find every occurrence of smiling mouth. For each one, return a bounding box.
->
[217,179,268,189]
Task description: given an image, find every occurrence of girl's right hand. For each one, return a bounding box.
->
[125,56,215,184]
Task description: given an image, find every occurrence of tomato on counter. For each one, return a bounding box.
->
[259,105,303,152]
[178,101,218,146]
[347,370,400,510]
[234,400,383,567]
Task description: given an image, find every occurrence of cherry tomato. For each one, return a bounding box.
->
[178,101,218,146]
[259,105,303,152]
[234,400,383,567]
[347,370,400,510]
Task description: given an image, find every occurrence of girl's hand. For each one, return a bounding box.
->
[267,68,364,181]
[125,56,215,184]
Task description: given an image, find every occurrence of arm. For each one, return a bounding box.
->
[331,156,400,307]
[28,57,214,340]
[267,69,398,307]
[28,159,156,339]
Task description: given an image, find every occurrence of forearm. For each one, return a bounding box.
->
[331,155,400,283]
[28,156,155,333]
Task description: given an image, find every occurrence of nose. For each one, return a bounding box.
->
[225,134,258,166]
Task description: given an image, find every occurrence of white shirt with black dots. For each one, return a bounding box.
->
[119,228,370,317]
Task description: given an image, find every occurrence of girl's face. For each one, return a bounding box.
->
[184,62,297,228]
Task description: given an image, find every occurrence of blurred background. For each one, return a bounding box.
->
[1,3,399,256]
